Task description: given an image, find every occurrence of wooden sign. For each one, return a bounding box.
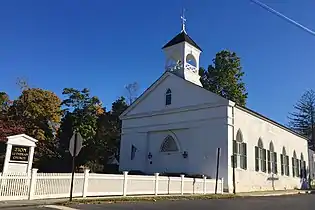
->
[10,145,30,162]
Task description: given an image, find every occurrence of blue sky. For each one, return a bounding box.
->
[1,0,315,125]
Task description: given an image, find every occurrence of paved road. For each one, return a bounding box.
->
[5,194,315,210]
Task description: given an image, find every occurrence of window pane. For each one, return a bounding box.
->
[280,154,284,175]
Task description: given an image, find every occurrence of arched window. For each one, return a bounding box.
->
[281,147,289,176]
[300,153,306,179]
[160,135,179,152]
[292,151,298,177]
[186,54,197,67]
[255,138,266,172]
[232,129,247,170]
[165,89,172,105]
[267,142,277,174]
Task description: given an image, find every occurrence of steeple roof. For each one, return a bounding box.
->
[162,31,202,51]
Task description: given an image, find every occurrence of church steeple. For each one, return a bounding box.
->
[162,10,202,87]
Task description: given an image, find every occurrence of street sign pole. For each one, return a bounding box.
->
[215,148,221,194]
[69,132,77,201]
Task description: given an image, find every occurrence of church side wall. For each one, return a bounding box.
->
[119,105,229,183]
[231,107,309,192]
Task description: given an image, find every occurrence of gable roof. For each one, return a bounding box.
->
[7,134,38,143]
[162,31,202,51]
[120,72,229,119]
[120,72,170,118]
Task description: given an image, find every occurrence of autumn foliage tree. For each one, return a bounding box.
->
[9,88,62,141]
[0,92,24,141]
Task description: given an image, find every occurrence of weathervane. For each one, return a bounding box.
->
[181,8,187,33]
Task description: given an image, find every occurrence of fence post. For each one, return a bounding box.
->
[82,169,90,198]
[180,174,185,195]
[28,168,38,200]
[154,173,159,196]
[221,178,224,194]
[123,171,128,196]
[203,176,207,194]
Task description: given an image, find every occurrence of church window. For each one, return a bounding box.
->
[255,138,266,172]
[165,89,172,105]
[292,151,298,177]
[300,153,306,179]
[186,54,197,67]
[280,147,289,176]
[160,135,179,152]
[232,129,247,170]
[268,142,277,174]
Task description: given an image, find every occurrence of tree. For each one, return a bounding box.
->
[94,96,128,172]
[0,92,24,141]
[125,82,139,105]
[0,117,25,142]
[288,89,315,149]
[9,88,62,141]
[0,92,10,112]
[200,50,248,106]
[58,88,105,172]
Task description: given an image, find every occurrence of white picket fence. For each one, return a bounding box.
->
[0,169,223,201]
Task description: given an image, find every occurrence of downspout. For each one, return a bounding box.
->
[231,105,236,194]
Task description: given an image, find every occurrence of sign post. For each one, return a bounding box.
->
[215,148,221,194]
[69,132,83,201]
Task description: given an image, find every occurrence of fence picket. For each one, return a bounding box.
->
[0,170,224,201]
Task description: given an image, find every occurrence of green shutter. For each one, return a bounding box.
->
[292,157,295,177]
[262,149,267,172]
[274,152,278,174]
[231,154,237,168]
[233,140,237,154]
[255,146,259,171]
[241,143,247,170]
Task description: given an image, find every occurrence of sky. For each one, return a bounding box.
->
[1,0,315,126]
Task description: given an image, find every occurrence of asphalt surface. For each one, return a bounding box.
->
[5,194,315,210]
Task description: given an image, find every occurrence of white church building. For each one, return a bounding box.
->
[118,20,310,192]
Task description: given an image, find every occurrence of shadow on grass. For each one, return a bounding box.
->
[60,194,237,205]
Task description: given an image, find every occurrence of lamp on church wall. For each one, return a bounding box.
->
[182,151,188,159]
[148,152,152,160]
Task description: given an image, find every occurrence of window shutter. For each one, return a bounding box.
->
[241,143,247,170]
[255,146,259,171]
[262,149,267,172]
[292,157,295,177]
[297,159,300,177]
[303,161,306,178]
[233,140,237,154]
[274,152,278,174]
[231,154,237,168]
[267,150,271,173]
[280,154,284,175]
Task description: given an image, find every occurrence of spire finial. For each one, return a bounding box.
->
[181,8,186,33]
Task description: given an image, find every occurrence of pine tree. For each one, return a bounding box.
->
[288,89,315,149]
[200,50,248,106]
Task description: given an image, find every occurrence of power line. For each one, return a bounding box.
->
[250,0,315,36]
